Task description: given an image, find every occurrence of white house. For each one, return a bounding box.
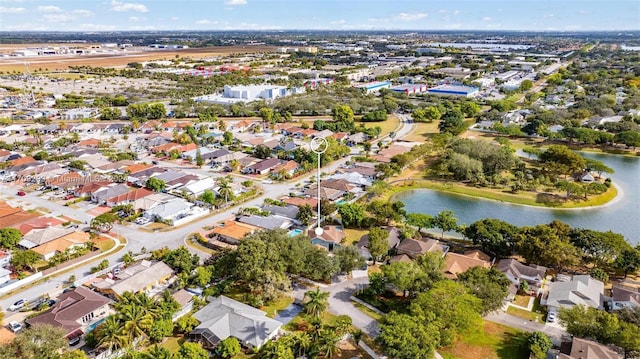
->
[180,177,215,197]
[545,275,604,314]
[143,198,193,223]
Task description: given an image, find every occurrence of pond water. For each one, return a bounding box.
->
[394,152,640,244]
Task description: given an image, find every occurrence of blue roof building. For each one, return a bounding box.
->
[427,84,479,97]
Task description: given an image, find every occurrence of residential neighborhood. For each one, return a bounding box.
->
[0,15,640,359]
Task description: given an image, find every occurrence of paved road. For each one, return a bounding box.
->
[325,277,380,338]
[0,116,413,319]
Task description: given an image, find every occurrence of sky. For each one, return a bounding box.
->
[0,0,638,32]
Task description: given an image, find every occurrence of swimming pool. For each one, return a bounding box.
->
[288,229,303,237]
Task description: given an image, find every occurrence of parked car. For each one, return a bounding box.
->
[547,312,557,323]
[8,321,22,333]
[8,299,27,311]
[16,191,26,196]
[68,336,81,346]
[64,194,74,200]
[135,217,150,225]
[36,299,56,310]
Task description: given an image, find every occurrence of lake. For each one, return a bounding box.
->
[394,152,640,244]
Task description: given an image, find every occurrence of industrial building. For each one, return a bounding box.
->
[427,84,479,97]
[353,81,392,93]
[194,85,305,104]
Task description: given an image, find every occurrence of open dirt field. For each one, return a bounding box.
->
[0,45,279,72]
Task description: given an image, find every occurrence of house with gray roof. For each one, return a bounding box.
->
[497,258,547,296]
[92,184,131,204]
[545,275,604,314]
[19,227,76,249]
[263,204,300,221]
[237,215,291,230]
[93,260,174,299]
[189,295,281,350]
[242,158,282,175]
[143,198,193,223]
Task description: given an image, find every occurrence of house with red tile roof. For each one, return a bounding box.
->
[16,217,64,235]
[444,250,492,279]
[150,142,180,154]
[271,160,300,177]
[106,188,154,207]
[9,156,36,167]
[77,138,101,148]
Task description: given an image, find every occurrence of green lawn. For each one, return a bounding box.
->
[344,228,367,245]
[353,302,384,321]
[512,295,531,307]
[262,296,294,318]
[506,296,546,324]
[157,335,184,353]
[360,113,401,138]
[440,321,530,359]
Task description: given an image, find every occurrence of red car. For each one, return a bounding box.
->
[17,191,26,196]
[64,194,74,200]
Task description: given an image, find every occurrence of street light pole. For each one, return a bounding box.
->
[310,137,328,236]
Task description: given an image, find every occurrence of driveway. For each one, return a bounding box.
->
[485,312,567,345]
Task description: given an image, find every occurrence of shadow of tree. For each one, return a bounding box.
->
[495,331,530,359]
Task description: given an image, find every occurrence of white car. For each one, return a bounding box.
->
[547,312,557,323]
[8,299,27,311]
[135,217,150,225]
[8,321,22,333]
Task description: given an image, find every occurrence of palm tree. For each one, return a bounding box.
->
[96,316,128,352]
[303,288,330,319]
[119,304,153,347]
[291,331,312,358]
[318,329,341,359]
[216,177,234,205]
[142,344,172,359]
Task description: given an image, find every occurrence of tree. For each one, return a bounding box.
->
[405,213,433,234]
[192,266,212,287]
[367,200,405,225]
[539,145,586,177]
[145,177,166,192]
[0,228,22,250]
[458,267,511,314]
[120,303,153,345]
[382,261,425,297]
[10,249,40,272]
[464,219,519,258]
[432,210,459,238]
[178,342,209,359]
[216,177,235,205]
[216,337,241,358]
[221,131,234,146]
[90,212,118,233]
[296,204,314,226]
[143,345,171,359]
[338,203,366,228]
[176,315,199,334]
[259,107,274,124]
[319,198,337,216]
[254,144,272,159]
[520,79,534,91]
[516,223,581,269]
[303,288,330,318]
[410,281,482,347]
[201,189,215,205]
[148,319,173,343]
[333,245,365,274]
[527,332,553,359]
[332,104,354,122]
[615,248,640,278]
[377,312,440,359]
[438,107,465,135]
[1,324,67,359]
[96,315,128,351]
[367,227,389,264]
[61,350,89,359]
[195,150,204,167]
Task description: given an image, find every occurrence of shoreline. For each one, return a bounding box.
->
[388,179,621,211]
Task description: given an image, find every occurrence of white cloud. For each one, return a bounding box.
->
[110,0,149,13]
[330,19,346,25]
[225,0,247,5]
[72,9,93,16]
[578,10,590,15]
[128,25,156,30]
[196,19,211,24]
[482,16,493,21]
[394,12,428,21]
[5,22,49,31]
[170,16,179,21]
[544,14,555,18]
[129,16,140,21]
[453,10,460,16]
[37,5,61,12]
[43,14,75,23]
[0,7,25,13]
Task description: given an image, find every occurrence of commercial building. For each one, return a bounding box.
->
[194,85,305,105]
[353,81,392,93]
[390,84,428,95]
[427,84,479,97]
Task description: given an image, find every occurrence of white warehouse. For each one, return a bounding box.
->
[195,85,305,104]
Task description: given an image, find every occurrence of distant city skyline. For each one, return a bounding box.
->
[0,0,638,32]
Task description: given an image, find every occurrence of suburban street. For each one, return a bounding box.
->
[1,116,413,318]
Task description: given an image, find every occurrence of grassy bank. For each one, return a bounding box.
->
[387,178,618,209]
[440,321,529,359]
